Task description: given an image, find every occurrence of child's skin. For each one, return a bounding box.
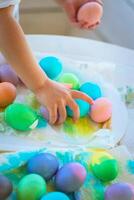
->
[0,0,101,125]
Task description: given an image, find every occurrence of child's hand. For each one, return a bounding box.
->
[57,0,102,29]
[35,78,93,125]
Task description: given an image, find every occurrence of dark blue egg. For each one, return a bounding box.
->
[27,153,59,181]
[39,56,63,80]
[80,82,102,100]
[0,174,13,199]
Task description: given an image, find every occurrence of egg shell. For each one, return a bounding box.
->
[55,162,87,193]
[77,2,103,29]
[0,174,13,199]
[0,64,19,86]
[17,174,47,200]
[39,56,63,80]
[90,97,112,123]
[105,183,134,200]
[90,152,119,182]
[27,153,59,181]
[41,192,70,200]
[58,73,80,90]
[0,82,16,108]
[80,82,102,100]
[67,99,91,117]
[4,103,38,131]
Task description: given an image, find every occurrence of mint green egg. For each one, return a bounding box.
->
[58,73,80,90]
[17,174,47,200]
[4,103,38,131]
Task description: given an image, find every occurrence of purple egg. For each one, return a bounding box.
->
[40,106,49,121]
[0,174,13,199]
[105,183,134,200]
[27,153,59,181]
[0,64,19,86]
[55,162,87,193]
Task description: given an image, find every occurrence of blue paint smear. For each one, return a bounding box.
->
[127,160,134,174]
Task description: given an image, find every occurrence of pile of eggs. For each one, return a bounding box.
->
[39,56,112,124]
[0,151,134,200]
[1,56,112,132]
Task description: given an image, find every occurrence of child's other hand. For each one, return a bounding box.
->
[35,79,93,125]
[57,0,102,29]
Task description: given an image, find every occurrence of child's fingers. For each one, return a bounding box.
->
[63,1,77,23]
[70,90,94,104]
[67,98,80,121]
[57,100,67,125]
[48,104,58,124]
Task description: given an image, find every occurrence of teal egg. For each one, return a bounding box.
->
[80,82,102,100]
[39,56,63,80]
[17,174,47,200]
[41,192,70,200]
[66,99,91,117]
[4,103,38,131]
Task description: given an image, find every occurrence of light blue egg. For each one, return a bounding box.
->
[66,99,91,117]
[80,82,102,100]
[41,192,70,200]
[39,56,63,80]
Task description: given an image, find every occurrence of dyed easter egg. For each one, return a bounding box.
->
[67,99,91,117]
[0,64,19,86]
[4,103,38,131]
[39,56,63,80]
[80,82,102,100]
[41,192,70,200]
[0,82,16,108]
[55,162,87,193]
[77,2,103,29]
[105,183,134,200]
[17,174,46,200]
[0,174,13,199]
[90,152,119,182]
[90,97,112,123]
[40,106,49,121]
[27,153,59,181]
[58,73,80,90]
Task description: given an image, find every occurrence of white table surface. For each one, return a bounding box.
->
[27,34,134,155]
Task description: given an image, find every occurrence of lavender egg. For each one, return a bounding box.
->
[55,162,87,193]
[105,183,134,200]
[0,64,19,86]
[27,153,59,181]
[40,106,49,121]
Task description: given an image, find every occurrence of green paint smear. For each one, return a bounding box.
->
[63,117,101,137]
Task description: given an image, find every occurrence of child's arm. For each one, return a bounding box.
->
[0,6,93,125]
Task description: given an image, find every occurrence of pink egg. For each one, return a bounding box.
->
[77,2,103,29]
[90,97,112,123]
[0,64,19,86]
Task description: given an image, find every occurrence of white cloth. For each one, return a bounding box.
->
[0,0,20,8]
[0,0,20,65]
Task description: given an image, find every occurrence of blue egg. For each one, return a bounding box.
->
[41,192,70,200]
[39,56,63,80]
[27,153,59,181]
[80,82,102,100]
[66,99,91,117]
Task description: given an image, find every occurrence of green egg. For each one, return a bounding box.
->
[4,103,38,131]
[17,174,47,200]
[90,152,119,182]
[58,73,80,90]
